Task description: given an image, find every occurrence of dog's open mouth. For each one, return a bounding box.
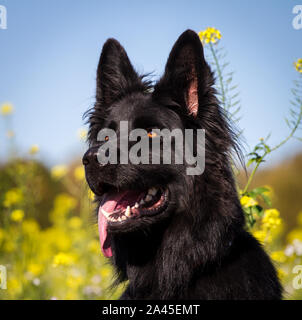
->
[98,187,168,257]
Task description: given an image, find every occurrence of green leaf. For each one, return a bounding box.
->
[252,205,264,218]
[246,158,255,167]
[251,187,269,195]
[261,193,272,207]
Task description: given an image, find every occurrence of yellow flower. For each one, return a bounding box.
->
[252,230,267,244]
[28,263,43,276]
[88,190,95,201]
[198,27,222,45]
[0,102,14,116]
[294,58,302,73]
[29,144,39,155]
[3,188,24,207]
[53,193,77,213]
[42,228,71,251]
[53,252,75,267]
[100,266,111,279]
[240,195,258,208]
[11,209,25,222]
[74,166,85,181]
[50,193,77,225]
[262,208,282,230]
[66,274,84,289]
[51,165,67,179]
[68,216,82,229]
[22,219,40,234]
[287,228,302,243]
[7,278,22,295]
[77,128,88,141]
[271,251,286,263]
[277,268,286,281]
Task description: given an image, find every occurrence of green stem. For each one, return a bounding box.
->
[243,84,302,193]
[243,153,267,194]
[271,103,302,152]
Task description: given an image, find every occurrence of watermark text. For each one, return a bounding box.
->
[96,122,205,176]
[0,265,7,290]
[0,5,7,30]
[293,5,302,30]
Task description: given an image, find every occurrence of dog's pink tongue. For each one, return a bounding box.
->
[98,205,112,258]
[98,191,128,258]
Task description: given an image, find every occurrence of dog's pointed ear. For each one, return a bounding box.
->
[96,39,143,106]
[154,30,212,117]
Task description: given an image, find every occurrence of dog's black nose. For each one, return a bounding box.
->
[82,146,100,166]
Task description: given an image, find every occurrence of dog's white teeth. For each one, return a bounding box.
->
[101,208,110,218]
[134,202,139,209]
[125,206,131,217]
[121,215,127,221]
[148,187,157,196]
[145,195,152,202]
[139,199,145,206]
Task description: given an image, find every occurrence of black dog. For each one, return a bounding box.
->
[83,30,282,299]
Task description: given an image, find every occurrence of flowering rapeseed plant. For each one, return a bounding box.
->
[198,26,302,299]
[262,209,282,230]
[53,252,76,267]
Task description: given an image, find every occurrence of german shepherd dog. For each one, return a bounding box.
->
[83,30,282,299]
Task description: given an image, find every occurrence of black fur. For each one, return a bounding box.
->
[84,30,282,300]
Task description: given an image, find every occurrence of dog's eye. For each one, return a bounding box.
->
[105,136,109,141]
[147,129,158,138]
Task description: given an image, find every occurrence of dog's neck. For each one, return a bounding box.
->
[112,205,240,299]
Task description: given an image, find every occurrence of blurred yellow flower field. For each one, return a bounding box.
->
[0,131,124,299]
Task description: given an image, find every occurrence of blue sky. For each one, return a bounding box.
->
[0,0,301,166]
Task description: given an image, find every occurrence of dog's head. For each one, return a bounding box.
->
[83,30,238,258]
